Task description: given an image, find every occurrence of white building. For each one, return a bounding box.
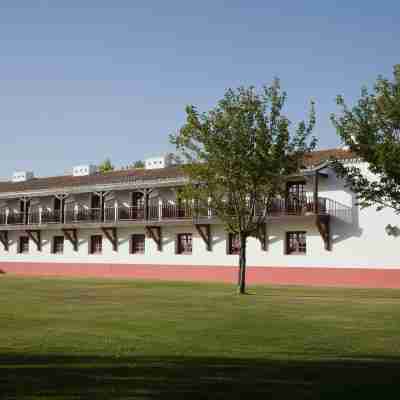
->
[0,149,399,287]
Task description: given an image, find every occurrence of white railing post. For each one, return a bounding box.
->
[39,207,42,225]
[5,208,9,225]
[158,198,163,221]
[114,201,118,223]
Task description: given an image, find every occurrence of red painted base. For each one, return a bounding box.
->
[1,262,400,288]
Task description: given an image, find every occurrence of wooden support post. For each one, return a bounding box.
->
[62,228,78,251]
[55,193,68,224]
[144,189,153,221]
[316,215,331,251]
[0,231,9,251]
[101,227,118,252]
[145,226,162,251]
[26,230,41,251]
[195,224,212,251]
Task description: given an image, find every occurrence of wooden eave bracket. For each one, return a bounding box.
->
[26,230,41,251]
[316,215,331,251]
[101,227,118,251]
[145,226,162,251]
[195,224,212,251]
[62,228,78,251]
[0,230,9,251]
[257,223,268,251]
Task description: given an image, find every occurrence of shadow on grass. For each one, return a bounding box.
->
[1,354,400,399]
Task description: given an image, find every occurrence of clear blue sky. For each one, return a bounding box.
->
[0,1,398,177]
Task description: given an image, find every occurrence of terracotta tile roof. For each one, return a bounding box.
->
[0,166,186,194]
[303,148,356,167]
[0,148,354,195]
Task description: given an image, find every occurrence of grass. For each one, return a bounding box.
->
[1,276,400,399]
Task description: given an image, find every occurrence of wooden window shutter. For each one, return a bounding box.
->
[175,235,179,254]
[226,234,231,255]
[284,232,289,255]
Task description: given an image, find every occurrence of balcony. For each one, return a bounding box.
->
[0,196,352,229]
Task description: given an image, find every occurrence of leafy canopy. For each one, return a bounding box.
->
[331,65,400,214]
[98,158,114,173]
[171,80,317,237]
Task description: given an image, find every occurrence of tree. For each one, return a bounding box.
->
[171,80,317,294]
[132,160,145,169]
[99,158,114,173]
[331,65,400,220]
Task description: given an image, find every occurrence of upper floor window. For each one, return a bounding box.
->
[90,235,102,254]
[286,231,307,255]
[287,181,306,200]
[177,233,192,254]
[131,192,144,208]
[18,237,29,254]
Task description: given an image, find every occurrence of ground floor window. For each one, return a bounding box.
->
[52,236,64,254]
[227,233,241,255]
[90,235,103,254]
[130,234,145,254]
[177,233,192,254]
[286,231,307,254]
[18,237,29,254]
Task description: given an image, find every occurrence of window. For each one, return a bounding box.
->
[52,236,64,254]
[286,182,307,214]
[286,231,307,255]
[90,235,102,254]
[18,237,29,254]
[130,234,145,254]
[227,233,241,255]
[177,233,192,254]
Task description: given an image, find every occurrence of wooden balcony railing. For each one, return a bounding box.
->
[65,208,102,224]
[0,196,352,227]
[7,212,25,225]
[42,210,63,224]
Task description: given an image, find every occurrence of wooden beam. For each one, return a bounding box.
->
[26,230,41,251]
[0,231,9,251]
[257,223,268,251]
[316,215,331,251]
[195,224,211,251]
[101,227,118,251]
[62,228,78,251]
[145,226,162,251]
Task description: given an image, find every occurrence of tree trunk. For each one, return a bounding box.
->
[238,232,247,294]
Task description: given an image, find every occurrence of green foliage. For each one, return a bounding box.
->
[132,160,145,168]
[171,81,316,292]
[98,158,114,173]
[331,65,400,214]
[171,80,316,236]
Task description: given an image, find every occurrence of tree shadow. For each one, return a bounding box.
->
[1,353,399,399]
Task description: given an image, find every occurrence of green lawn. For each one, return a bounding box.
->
[1,276,400,399]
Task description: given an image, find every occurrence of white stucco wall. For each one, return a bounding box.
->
[0,161,399,269]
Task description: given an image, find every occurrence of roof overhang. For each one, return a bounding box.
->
[0,176,189,201]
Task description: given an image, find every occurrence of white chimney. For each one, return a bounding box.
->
[145,154,173,170]
[72,165,97,177]
[12,171,34,183]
